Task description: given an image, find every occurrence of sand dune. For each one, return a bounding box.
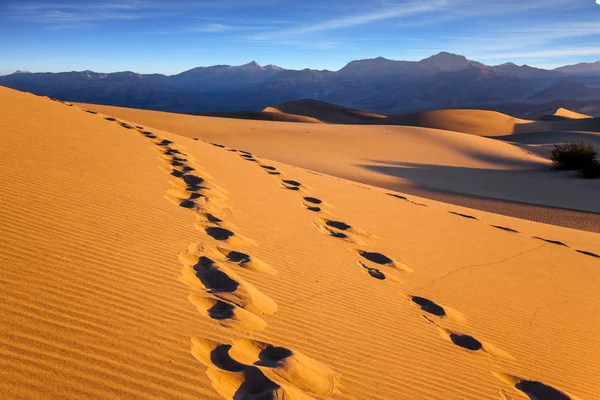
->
[2,87,600,400]
[199,109,323,124]
[500,130,600,158]
[78,102,600,231]
[553,107,592,119]
[382,108,600,136]
[268,99,388,124]
[205,101,600,138]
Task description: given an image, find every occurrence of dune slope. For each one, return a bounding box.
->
[554,107,592,119]
[2,87,600,400]
[77,102,600,231]
[269,99,388,124]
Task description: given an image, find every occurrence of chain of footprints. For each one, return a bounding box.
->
[56,99,583,399]
[205,141,583,400]
[62,104,342,400]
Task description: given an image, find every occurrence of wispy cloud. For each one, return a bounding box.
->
[6,1,153,25]
[249,0,450,40]
[192,23,233,33]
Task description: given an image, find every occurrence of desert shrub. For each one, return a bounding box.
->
[578,157,600,179]
[550,142,597,171]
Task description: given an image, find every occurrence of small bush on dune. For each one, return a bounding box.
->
[578,157,600,179]
[550,142,597,171]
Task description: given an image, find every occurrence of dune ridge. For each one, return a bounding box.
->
[2,87,599,400]
[553,107,593,119]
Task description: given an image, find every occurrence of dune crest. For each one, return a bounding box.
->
[553,107,592,119]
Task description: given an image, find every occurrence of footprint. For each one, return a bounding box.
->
[227,339,341,396]
[303,197,323,212]
[282,179,301,187]
[433,324,511,358]
[260,165,277,171]
[157,139,174,146]
[411,296,446,317]
[312,220,353,240]
[194,137,199,141]
[448,332,483,351]
[359,261,385,280]
[491,225,519,233]
[188,295,267,331]
[191,339,313,400]
[188,243,276,275]
[449,211,478,220]
[211,143,225,148]
[313,218,371,243]
[576,249,600,258]
[533,237,569,247]
[387,193,408,200]
[120,123,133,129]
[303,197,322,205]
[196,224,257,247]
[354,250,412,273]
[325,220,351,231]
[386,192,427,206]
[179,254,276,315]
[84,109,97,114]
[206,227,235,241]
[163,148,181,155]
[493,372,577,400]
[104,117,116,121]
[135,125,143,129]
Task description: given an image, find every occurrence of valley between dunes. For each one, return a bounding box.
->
[1,86,599,400]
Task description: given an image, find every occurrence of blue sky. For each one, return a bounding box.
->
[1,0,600,76]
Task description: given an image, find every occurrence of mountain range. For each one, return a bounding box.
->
[2,52,600,116]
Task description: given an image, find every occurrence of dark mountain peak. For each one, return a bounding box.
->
[422,51,467,62]
[239,60,263,70]
[419,52,478,72]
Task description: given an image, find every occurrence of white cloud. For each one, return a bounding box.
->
[250,0,449,40]
[192,23,232,33]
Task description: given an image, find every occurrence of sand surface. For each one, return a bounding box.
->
[380,109,600,136]
[1,87,599,400]
[77,102,600,232]
[554,107,593,119]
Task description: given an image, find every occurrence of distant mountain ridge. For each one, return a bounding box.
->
[2,52,600,115]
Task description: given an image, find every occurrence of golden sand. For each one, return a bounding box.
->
[1,87,599,400]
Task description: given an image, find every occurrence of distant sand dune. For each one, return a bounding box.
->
[382,108,600,136]
[268,99,388,124]
[200,109,323,124]
[553,107,592,119]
